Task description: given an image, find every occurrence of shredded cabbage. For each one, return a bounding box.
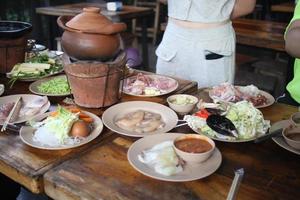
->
[185,101,270,140]
[226,101,270,139]
[36,106,78,144]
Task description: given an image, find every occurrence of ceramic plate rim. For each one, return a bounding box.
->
[271,120,300,155]
[122,74,179,97]
[102,101,178,137]
[0,94,50,125]
[189,126,266,143]
[29,74,71,96]
[127,133,222,182]
[19,111,103,150]
[208,86,275,108]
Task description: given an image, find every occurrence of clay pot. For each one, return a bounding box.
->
[0,21,32,73]
[57,7,127,61]
[63,51,126,108]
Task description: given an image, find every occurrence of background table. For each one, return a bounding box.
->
[36,2,154,67]
[0,71,197,194]
[271,2,296,13]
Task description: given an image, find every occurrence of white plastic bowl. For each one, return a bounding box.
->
[167,94,198,115]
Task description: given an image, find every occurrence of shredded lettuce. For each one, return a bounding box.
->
[185,101,270,140]
[42,106,78,143]
[226,101,270,139]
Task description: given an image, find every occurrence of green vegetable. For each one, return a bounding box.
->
[43,106,78,143]
[37,76,70,94]
[8,52,63,88]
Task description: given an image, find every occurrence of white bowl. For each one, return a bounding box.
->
[167,94,198,115]
[290,112,300,125]
[283,124,300,150]
[173,134,215,163]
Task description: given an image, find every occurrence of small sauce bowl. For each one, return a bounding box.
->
[167,94,198,115]
[282,124,300,150]
[290,112,300,126]
[173,134,215,163]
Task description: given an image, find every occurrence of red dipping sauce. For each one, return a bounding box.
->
[174,138,212,153]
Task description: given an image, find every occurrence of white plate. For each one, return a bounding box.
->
[0,94,50,125]
[271,120,300,155]
[128,133,222,182]
[208,86,275,108]
[102,101,178,137]
[20,111,103,150]
[123,74,178,97]
[29,75,71,97]
[0,84,4,96]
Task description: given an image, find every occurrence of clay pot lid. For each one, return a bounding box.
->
[66,7,126,35]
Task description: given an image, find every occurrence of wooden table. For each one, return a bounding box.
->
[42,96,300,200]
[36,2,154,67]
[233,18,287,52]
[271,2,296,13]
[0,72,197,194]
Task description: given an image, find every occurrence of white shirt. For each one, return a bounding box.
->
[168,0,235,23]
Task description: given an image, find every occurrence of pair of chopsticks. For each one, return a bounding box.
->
[1,97,22,132]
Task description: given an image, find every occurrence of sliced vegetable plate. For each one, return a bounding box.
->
[29,75,71,97]
[6,51,64,83]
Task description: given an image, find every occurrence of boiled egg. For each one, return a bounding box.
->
[70,120,90,137]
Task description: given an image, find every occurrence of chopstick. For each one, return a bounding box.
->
[1,97,22,132]
[226,168,245,200]
[175,120,188,128]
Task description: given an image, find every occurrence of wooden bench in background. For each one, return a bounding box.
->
[233,18,286,52]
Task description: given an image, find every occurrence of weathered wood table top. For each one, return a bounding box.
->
[36,2,153,20]
[43,91,300,200]
[0,72,197,194]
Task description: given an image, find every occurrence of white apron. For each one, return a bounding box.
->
[156,0,236,88]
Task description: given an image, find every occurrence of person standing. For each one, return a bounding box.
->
[281,1,300,106]
[156,0,256,88]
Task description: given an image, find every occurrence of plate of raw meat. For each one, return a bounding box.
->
[123,73,178,97]
[208,83,275,108]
